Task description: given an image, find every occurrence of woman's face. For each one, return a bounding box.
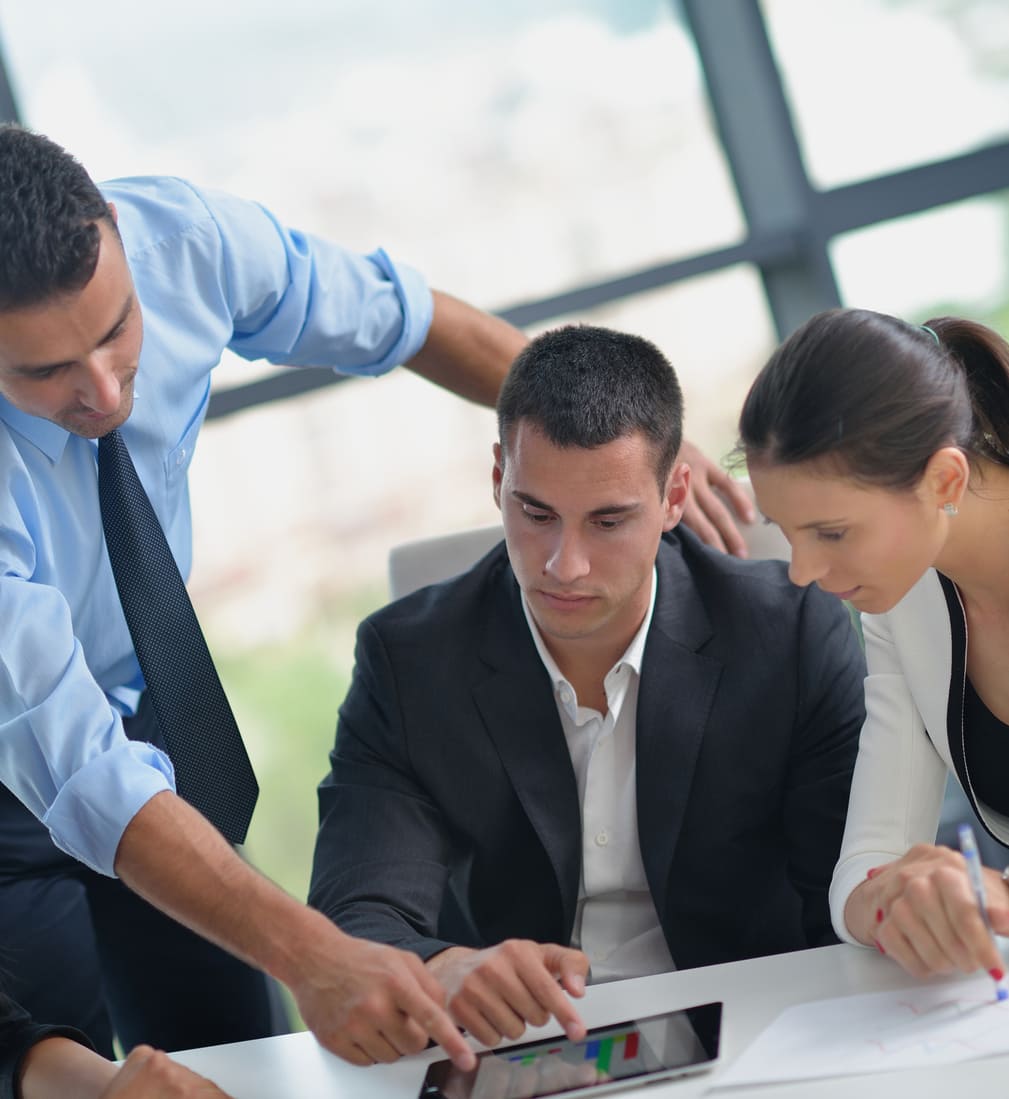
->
[748,460,949,615]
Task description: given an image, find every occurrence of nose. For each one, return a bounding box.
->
[787,541,829,588]
[544,527,590,585]
[78,356,122,415]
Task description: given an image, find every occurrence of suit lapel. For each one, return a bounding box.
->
[472,565,582,937]
[637,537,722,918]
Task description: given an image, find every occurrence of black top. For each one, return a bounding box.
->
[0,994,92,1099]
[963,678,1009,817]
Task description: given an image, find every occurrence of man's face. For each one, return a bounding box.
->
[0,219,142,438]
[493,421,687,663]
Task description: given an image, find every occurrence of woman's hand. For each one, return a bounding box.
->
[845,844,1009,978]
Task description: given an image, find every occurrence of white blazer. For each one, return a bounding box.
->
[829,568,1009,942]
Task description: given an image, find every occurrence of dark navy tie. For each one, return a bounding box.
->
[98,428,259,844]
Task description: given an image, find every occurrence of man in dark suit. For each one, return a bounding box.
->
[309,324,866,1050]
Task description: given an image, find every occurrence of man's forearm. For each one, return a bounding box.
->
[405,290,527,407]
[113,790,337,988]
[113,791,476,1070]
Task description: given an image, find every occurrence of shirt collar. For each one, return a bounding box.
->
[0,395,72,462]
[521,566,658,691]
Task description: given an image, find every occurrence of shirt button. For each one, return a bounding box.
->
[176,448,187,466]
[595,830,609,847]
[560,687,573,704]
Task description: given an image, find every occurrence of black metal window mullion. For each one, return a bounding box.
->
[0,32,19,124]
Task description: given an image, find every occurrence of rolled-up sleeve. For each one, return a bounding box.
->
[0,569,175,878]
[44,739,174,875]
[179,182,433,373]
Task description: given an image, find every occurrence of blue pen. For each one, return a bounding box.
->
[957,823,1009,1002]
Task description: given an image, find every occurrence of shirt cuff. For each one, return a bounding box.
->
[43,741,176,877]
[358,248,434,375]
[829,853,886,946]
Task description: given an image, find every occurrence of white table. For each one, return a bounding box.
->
[172,944,1009,1098]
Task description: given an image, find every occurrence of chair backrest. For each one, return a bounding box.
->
[388,523,506,600]
[387,482,789,600]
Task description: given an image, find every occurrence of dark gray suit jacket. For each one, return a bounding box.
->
[309,528,866,971]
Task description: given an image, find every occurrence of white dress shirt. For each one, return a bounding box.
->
[521,569,676,983]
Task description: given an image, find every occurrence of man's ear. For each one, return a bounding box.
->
[107,202,118,225]
[492,442,504,511]
[661,461,690,531]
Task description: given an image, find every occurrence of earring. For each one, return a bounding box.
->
[943,502,958,516]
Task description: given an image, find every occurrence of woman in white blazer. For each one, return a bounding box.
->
[737,309,1009,983]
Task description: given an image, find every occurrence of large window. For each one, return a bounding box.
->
[763,0,1009,188]
[0,0,743,306]
[832,190,1009,325]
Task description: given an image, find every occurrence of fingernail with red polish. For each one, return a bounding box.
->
[990,968,1004,981]
[876,908,884,924]
[867,867,882,879]
[874,939,886,955]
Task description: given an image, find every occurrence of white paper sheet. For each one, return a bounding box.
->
[712,972,1009,1088]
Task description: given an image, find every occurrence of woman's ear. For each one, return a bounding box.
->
[919,446,969,512]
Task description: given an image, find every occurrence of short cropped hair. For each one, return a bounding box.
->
[0,125,113,310]
[497,324,684,490]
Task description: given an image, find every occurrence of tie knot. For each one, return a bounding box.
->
[98,428,123,454]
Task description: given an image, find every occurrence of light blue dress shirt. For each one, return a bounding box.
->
[0,176,433,876]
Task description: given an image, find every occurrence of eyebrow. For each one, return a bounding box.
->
[512,491,640,517]
[12,295,134,376]
[764,513,848,530]
[796,518,849,530]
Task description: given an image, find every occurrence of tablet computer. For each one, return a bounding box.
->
[419,1001,723,1099]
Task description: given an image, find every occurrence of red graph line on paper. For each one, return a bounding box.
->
[864,996,1008,1057]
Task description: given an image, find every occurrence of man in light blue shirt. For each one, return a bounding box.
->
[0,124,508,1070]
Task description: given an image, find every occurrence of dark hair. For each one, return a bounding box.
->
[497,324,684,489]
[737,308,1009,489]
[0,124,114,311]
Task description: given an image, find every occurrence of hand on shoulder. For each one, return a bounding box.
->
[676,439,755,558]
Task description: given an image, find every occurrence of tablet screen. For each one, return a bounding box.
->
[420,1002,722,1099]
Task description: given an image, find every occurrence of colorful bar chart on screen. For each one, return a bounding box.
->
[504,1024,650,1078]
